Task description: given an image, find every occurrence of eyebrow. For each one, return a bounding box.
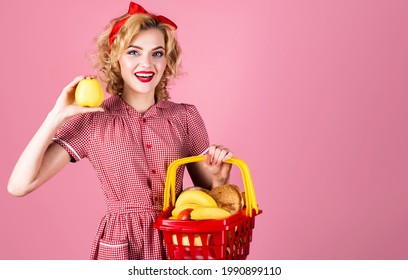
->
[127,45,165,51]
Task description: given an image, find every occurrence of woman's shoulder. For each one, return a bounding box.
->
[100,95,124,112]
[157,100,200,115]
[68,95,123,124]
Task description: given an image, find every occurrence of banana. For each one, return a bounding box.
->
[171,203,201,217]
[175,190,217,208]
[183,186,210,193]
[190,207,232,220]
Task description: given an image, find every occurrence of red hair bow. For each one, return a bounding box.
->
[109,2,177,46]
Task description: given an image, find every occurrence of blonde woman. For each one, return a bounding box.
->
[8,2,233,260]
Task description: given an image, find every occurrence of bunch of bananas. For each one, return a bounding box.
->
[170,187,234,221]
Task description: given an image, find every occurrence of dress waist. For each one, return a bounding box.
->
[106,200,161,214]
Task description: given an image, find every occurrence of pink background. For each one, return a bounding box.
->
[1,0,408,259]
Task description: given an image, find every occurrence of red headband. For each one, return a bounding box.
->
[108,2,177,46]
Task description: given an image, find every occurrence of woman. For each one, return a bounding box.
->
[7,2,233,259]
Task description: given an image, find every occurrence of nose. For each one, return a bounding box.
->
[139,54,152,68]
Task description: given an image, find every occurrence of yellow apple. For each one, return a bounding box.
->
[75,78,104,107]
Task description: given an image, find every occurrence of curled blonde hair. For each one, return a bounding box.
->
[94,13,181,101]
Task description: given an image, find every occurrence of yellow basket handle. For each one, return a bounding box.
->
[163,155,259,217]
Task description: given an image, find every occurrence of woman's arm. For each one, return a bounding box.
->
[7,76,103,196]
[187,145,233,189]
[7,112,71,196]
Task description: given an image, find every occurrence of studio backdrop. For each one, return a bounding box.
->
[1,0,407,259]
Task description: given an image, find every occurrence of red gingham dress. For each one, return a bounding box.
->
[53,95,209,259]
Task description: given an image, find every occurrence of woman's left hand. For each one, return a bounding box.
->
[203,145,234,187]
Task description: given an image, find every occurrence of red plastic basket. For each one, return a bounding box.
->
[154,156,262,260]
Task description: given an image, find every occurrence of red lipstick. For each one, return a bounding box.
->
[135,71,155,83]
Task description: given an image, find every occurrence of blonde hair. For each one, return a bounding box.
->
[94,13,181,101]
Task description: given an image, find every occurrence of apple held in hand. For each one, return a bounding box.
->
[75,78,104,107]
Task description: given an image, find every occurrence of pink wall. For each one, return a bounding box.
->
[1,0,408,259]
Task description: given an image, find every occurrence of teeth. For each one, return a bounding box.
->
[136,73,154,77]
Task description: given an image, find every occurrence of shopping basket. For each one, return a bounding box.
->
[154,155,262,260]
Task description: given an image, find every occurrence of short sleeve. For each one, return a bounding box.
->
[52,113,92,162]
[185,104,210,156]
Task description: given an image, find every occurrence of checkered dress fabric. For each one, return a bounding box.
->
[53,95,209,259]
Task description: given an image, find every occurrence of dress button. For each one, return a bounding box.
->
[146,144,152,149]
[154,196,159,202]
[142,118,147,123]
[152,169,157,174]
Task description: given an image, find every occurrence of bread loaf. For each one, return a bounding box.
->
[208,184,244,214]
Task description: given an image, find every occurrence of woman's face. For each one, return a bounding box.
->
[119,28,167,97]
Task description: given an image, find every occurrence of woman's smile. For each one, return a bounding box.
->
[135,71,155,83]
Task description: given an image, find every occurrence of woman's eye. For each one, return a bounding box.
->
[127,50,139,56]
[153,51,164,58]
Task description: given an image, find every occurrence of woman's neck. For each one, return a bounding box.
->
[121,91,156,114]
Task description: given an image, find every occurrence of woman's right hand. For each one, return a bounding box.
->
[51,75,104,123]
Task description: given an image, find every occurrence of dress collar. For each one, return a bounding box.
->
[112,95,171,118]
